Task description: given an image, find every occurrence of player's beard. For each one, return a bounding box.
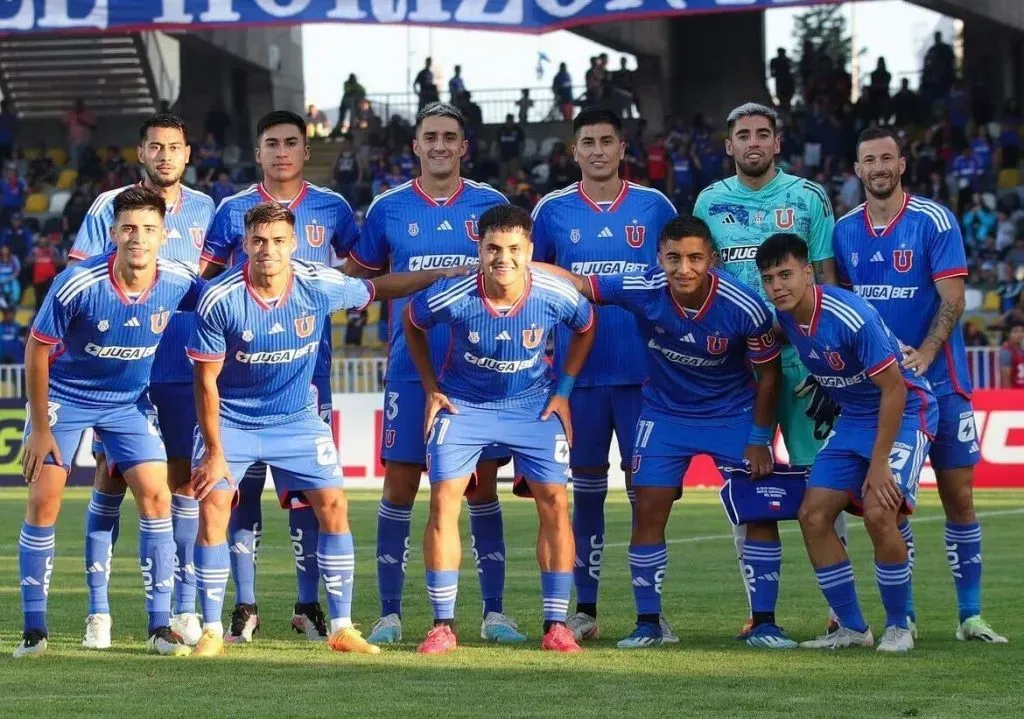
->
[866,173,900,200]
[735,155,773,179]
[144,165,183,189]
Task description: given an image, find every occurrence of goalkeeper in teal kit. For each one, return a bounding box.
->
[694,102,845,640]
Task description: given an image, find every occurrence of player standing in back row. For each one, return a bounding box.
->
[531,108,677,643]
[833,126,1006,643]
[694,102,844,638]
[344,103,519,645]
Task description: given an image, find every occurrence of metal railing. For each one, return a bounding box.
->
[364,85,586,126]
[0,348,1010,400]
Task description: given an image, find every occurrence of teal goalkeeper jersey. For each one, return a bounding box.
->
[693,169,835,302]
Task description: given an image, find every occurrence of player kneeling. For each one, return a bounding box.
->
[756,234,936,653]
[404,205,596,655]
[186,202,467,657]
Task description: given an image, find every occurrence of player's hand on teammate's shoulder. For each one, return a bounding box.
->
[424,390,458,440]
[541,395,573,446]
[862,461,902,512]
[743,444,773,480]
[22,428,61,484]
[434,265,475,279]
[191,451,232,500]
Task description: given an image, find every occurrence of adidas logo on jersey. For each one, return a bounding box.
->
[598,226,614,238]
[871,251,885,262]
[20,576,40,586]
[495,330,512,341]
[269,322,285,335]
[722,214,737,224]
[680,333,696,343]
[124,317,141,328]
[808,349,820,359]
[436,220,453,231]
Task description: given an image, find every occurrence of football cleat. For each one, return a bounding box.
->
[876,625,915,653]
[418,624,458,655]
[170,613,203,647]
[735,617,754,640]
[292,602,328,641]
[566,612,599,641]
[542,624,583,653]
[617,622,663,649]
[192,628,225,657]
[800,626,874,650]
[659,614,680,644]
[367,613,403,645]
[147,626,191,656]
[82,613,112,650]
[745,623,798,649]
[225,603,260,644]
[327,626,381,654]
[481,612,527,643]
[907,616,918,641]
[956,616,1009,644]
[13,630,47,658]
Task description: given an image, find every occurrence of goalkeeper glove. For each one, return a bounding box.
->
[794,375,840,440]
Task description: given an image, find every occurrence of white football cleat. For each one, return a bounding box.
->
[82,613,112,650]
[147,627,191,656]
[876,625,915,653]
[566,612,599,641]
[800,626,874,650]
[170,613,203,647]
[956,616,1008,644]
[480,612,527,643]
[659,615,680,644]
[367,613,403,645]
[13,631,47,658]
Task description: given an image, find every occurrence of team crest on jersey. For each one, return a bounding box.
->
[465,219,480,242]
[522,327,544,349]
[569,228,581,244]
[774,208,795,230]
[753,211,766,224]
[150,311,170,334]
[242,329,254,342]
[305,223,325,248]
[294,315,316,338]
[759,329,776,348]
[707,335,729,355]
[851,252,859,268]
[189,227,205,249]
[624,224,646,248]
[384,429,396,448]
[408,222,419,236]
[97,320,109,332]
[893,249,913,273]
[468,331,480,344]
[631,455,642,473]
[825,351,846,370]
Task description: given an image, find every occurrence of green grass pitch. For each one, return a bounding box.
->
[0,488,1021,718]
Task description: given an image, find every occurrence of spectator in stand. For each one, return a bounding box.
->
[890,79,921,127]
[26,233,63,310]
[836,162,862,215]
[26,142,55,189]
[996,210,1017,253]
[553,62,574,121]
[952,144,982,213]
[352,97,376,131]
[384,162,405,190]
[922,169,951,205]
[516,89,534,125]
[803,99,828,171]
[0,211,31,262]
[963,320,991,349]
[208,170,236,207]
[339,73,366,130]
[584,56,604,105]
[946,80,970,132]
[345,307,367,351]
[922,31,955,103]
[1003,234,1024,270]
[197,131,223,184]
[868,57,892,121]
[63,98,96,172]
[0,245,21,306]
[971,125,994,188]
[547,144,577,191]
[497,114,524,184]
[449,65,466,103]
[645,134,669,194]
[413,57,438,111]
[609,57,636,118]
[204,98,231,147]
[669,139,700,212]
[306,104,330,139]
[0,307,24,363]
[999,100,1021,168]
[60,182,94,244]
[394,144,416,181]
[97,168,121,195]
[0,99,18,163]
[962,193,997,250]
[1,166,26,227]
[996,263,1024,311]
[770,48,794,109]
[1000,321,1024,387]
[333,136,361,205]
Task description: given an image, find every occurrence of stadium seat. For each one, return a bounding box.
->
[56,168,78,190]
[23,193,48,214]
[46,148,68,167]
[983,290,1002,312]
[48,190,71,215]
[22,147,40,161]
[997,168,1021,191]
[121,146,138,164]
[97,147,111,161]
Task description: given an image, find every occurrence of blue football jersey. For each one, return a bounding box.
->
[833,194,971,398]
[31,253,203,408]
[187,259,374,429]
[202,181,360,379]
[348,178,509,382]
[68,183,215,384]
[532,181,677,387]
[592,268,779,422]
[776,286,934,433]
[408,270,593,409]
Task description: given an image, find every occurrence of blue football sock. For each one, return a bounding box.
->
[19,523,55,635]
[426,569,459,621]
[628,543,667,617]
[945,521,983,623]
[898,518,916,622]
[170,495,199,615]
[815,560,868,633]
[85,489,124,615]
[875,559,911,629]
[743,540,782,617]
[139,515,174,634]
[289,506,321,605]
[571,474,607,607]
[468,499,505,616]
[541,571,572,623]
[376,499,412,617]
[317,532,355,624]
[228,466,265,606]
[195,543,230,629]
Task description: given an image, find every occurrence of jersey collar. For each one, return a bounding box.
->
[412,177,465,208]
[107,254,158,305]
[798,285,824,336]
[243,260,294,310]
[577,180,628,213]
[478,270,530,318]
[862,191,910,238]
[257,181,309,210]
[669,271,717,321]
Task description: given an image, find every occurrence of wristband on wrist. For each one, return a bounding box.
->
[555,374,577,398]
[748,424,772,446]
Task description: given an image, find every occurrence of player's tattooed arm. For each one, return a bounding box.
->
[812,258,837,286]
[864,362,908,511]
[903,277,965,376]
[192,359,231,500]
[22,337,63,483]
[529,262,593,299]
